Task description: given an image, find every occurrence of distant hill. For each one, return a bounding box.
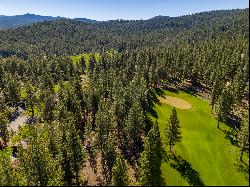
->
[0,8,248,56]
[0,13,97,29]
[74,18,97,23]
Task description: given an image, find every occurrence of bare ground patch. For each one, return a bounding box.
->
[159,96,192,109]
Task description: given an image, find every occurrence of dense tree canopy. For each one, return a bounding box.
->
[0,8,248,186]
[0,9,248,56]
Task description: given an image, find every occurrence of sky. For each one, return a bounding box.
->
[0,0,249,21]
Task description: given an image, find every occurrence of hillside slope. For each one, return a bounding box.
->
[0,13,97,29]
[0,8,248,56]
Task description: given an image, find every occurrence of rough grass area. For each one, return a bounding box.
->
[152,91,248,186]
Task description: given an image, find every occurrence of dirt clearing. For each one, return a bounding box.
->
[159,96,192,109]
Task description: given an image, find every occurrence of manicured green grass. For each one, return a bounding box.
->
[152,91,248,186]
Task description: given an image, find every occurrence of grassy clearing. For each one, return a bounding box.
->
[20,86,27,99]
[53,84,59,93]
[23,104,42,117]
[70,53,101,65]
[151,91,248,186]
[70,50,119,65]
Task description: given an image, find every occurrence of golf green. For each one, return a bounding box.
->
[152,91,248,186]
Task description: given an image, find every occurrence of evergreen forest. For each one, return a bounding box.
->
[0,8,249,186]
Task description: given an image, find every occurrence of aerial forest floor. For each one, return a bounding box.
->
[151,90,249,186]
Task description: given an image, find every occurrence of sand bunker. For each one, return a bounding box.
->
[159,96,192,109]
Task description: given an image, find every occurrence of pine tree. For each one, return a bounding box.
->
[88,90,99,130]
[238,114,249,162]
[0,97,10,148]
[67,116,84,185]
[211,74,222,111]
[165,107,181,153]
[60,129,74,185]
[215,86,234,129]
[46,122,60,158]
[139,121,164,186]
[112,155,129,186]
[0,148,19,186]
[232,64,248,104]
[124,101,144,160]
[25,83,38,119]
[89,54,96,75]
[80,57,86,74]
[102,134,116,184]
[0,116,9,147]
[43,90,55,122]
[18,125,64,186]
[58,110,84,185]
[96,100,116,184]
[3,73,20,107]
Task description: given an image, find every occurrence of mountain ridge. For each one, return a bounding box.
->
[1,8,248,29]
[0,8,248,56]
[0,13,97,29]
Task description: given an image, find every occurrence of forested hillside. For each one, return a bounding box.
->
[0,8,248,56]
[0,8,249,186]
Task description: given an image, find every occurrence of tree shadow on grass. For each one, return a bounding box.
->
[179,84,198,97]
[220,115,243,148]
[221,129,241,148]
[147,89,159,119]
[234,161,249,182]
[154,87,166,98]
[227,114,242,130]
[169,153,205,186]
[163,86,179,94]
